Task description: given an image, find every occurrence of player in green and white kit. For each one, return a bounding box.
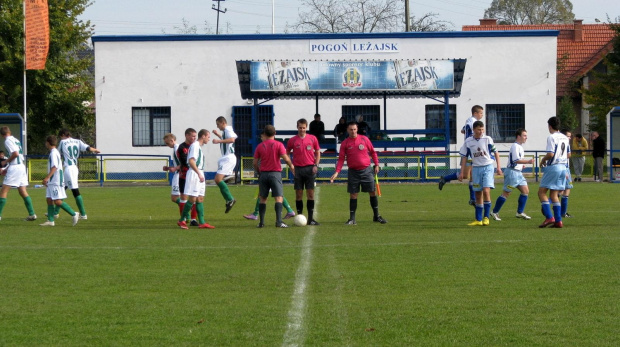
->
[40,135,80,227]
[0,126,37,221]
[58,129,100,219]
[212,116,237,213]
[178,129,215,230]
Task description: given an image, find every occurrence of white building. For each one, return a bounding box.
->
[92,31,558,176]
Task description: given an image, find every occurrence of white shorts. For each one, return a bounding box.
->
[63,165,79,189]
[46,184,67,200]
[217,154,237,176]
[171,172,180,196]
[184,170,205,197]
[3,164,29,187]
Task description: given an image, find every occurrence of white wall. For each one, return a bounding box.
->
[94,33,557,172]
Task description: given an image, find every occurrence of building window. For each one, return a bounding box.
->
[486,104,525,142]
[425,105,457,144]
[341,105,380,135]
[132,107,171,147]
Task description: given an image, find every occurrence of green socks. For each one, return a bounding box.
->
[283,196,294,213]
[0,197,6,216]
[196,202,205,224]
[47,205,56,221]
[217,181,234,202]
[59,202,76,216]
[23,196,35,216]
[181,202,193,222]
[75,195,86,216]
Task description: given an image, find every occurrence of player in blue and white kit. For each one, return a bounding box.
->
[212,116,237,213]
[439,105,484,206]
[538,117,571,228]
[458,121,502,226]
[559,129,573,219]
[58,128,100,220]
[490,128,534,221]
[0,126,37,221]
[40,135,80,227]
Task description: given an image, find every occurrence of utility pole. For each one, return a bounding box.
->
[405,0,410,31]
[212,0,227,35]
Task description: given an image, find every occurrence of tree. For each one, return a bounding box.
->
[294,0,402,33]
[583,23,620,135]
[409,13,453,32]
[0,0,94,154]
[170,18,198,34]
[557,95,578,131]
[484,0,575,25]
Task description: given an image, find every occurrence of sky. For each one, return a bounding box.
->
[80,0,620,36]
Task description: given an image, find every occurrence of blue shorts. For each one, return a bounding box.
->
[471,164,495,191]
[564,167,573,190]
[502,167,527,192]
[540,165,567,190]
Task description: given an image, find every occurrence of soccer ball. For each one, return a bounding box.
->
[294,214,307,227]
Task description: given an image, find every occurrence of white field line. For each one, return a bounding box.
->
[281,187,319,347]
[2,236,619,251]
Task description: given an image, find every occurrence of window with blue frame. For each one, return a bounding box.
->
[485,104,525,143]
[425,105,457,144]
[132,107,171,147]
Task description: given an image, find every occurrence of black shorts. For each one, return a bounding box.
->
[179,177,186,196]
[294,165,316,190]
[347,166,375,194]
[258,171,284,198]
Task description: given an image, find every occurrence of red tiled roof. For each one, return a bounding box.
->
[463,22,615,96]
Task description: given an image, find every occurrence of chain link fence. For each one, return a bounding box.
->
[240,151,613,183]
[27,154,171,185]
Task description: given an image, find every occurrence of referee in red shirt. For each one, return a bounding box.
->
[253,125,295,228]
[286,118,321,225]
[330,122,387,225]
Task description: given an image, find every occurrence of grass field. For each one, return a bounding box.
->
[0,181,619,346]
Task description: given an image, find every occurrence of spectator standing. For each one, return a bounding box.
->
[330,121,387,225]
[571,133,587,181]
[308,113,325,142]
[333,117,348,142]
[356,115,371,137]
[591,131,605,182]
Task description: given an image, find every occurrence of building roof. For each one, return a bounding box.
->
[463,20,616,96]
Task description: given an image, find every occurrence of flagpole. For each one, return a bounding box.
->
[22,0,28,155]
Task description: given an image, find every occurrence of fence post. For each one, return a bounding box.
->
[99,155,104,187]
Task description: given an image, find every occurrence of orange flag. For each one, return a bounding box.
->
[25,0,50,70]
